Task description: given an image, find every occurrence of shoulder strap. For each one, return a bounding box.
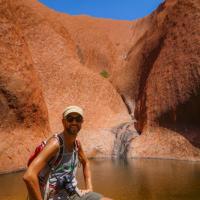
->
[75,139,82,168]
[75,139,80,152]
[48,134,64,169]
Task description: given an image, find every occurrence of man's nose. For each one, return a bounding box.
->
[71,119,78,123]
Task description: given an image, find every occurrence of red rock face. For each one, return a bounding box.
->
[0,0,200,172]
[132,0,200,160]
[0,0,50,172]
[0,0,131,172]
[135,0,200,127]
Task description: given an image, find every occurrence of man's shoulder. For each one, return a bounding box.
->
[45,134,62,152]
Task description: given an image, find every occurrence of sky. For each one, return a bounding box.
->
[38,0,164,21]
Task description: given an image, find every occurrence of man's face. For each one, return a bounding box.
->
[63,113,83,135]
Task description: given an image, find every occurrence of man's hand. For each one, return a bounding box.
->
[79,189,92,195]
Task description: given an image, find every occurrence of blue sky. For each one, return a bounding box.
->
[38,0,164,20]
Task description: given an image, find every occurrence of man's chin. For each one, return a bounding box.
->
[70,131,78,135]
[68,128,79,135]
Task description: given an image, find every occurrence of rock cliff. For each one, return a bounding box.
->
[0,0,50,172]
[130,0,200,160]
[0,0,199,172]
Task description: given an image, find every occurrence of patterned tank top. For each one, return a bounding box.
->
[39,133,79,199]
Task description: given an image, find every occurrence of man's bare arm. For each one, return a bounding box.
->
[23,138,59,200]
[78,141,93,191]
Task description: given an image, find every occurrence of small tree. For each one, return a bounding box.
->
[100,70,109,78]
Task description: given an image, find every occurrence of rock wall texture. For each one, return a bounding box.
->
[0,0,200,172]
[134,0,200,130]
[0,0,50,172]
[131,0,200,160]
[0,0,131,172]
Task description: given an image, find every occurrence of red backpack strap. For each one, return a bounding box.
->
[75,139,82,167]
[27,141,46,166]
[75,139,81,152]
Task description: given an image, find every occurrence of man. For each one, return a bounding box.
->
[23,105,111,200]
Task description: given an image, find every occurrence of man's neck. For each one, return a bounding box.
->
[63,130,77,151]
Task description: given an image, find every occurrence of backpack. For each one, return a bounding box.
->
[27,134,64,168]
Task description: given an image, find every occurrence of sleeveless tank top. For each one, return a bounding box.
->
[39,133,79,199]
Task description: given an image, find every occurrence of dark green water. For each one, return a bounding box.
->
[0,159,200,200]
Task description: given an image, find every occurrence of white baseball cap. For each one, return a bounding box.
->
[63,105,84,118]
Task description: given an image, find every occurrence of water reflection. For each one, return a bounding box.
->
[0,159,200,200]
[81,159,200,200]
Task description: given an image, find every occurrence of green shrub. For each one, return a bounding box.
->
[100,70,109,78]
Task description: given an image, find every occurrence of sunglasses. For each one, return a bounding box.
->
[65,115,83,123]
